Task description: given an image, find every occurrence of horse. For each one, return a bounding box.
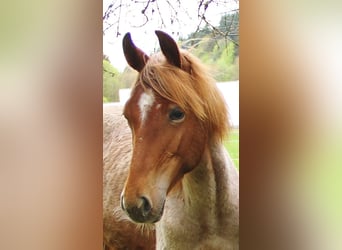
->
[103,30,239,249]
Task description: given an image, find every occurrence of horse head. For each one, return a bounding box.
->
[120,31,227,224]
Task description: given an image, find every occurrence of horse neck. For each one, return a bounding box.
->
[158,140,239,249]
[180,140,239,227]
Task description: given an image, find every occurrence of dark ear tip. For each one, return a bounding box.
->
[122,32,149,72]
[155,30,168,39]
[123,32,132,44]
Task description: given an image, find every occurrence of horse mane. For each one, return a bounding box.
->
[136,50,230,141]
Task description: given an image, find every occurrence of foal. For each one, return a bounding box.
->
[120,31,239,249]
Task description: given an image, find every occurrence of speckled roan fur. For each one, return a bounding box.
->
[155,139,239,250]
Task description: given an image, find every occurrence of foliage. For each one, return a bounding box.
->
[103,56,137,103]
[218,12,239,52]
[120,67,138,89]
[103,57,121,102]
[181,12,239,81]
[224,129,239,169]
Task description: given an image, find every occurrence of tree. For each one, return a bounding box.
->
[103,2,240,94]
[103,0,239,47]
[103,56,121,102]
[219,12,239,56]
[216,41,239,81]
[180,13,239,81]
[120,67,138,89]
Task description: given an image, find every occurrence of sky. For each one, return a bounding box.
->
[103,0,239,71]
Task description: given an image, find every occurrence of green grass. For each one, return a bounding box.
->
[223,128,239,169]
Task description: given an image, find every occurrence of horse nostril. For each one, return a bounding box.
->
[140,196,152,216]
[122,195,154,222]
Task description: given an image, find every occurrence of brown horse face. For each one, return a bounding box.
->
[120,30,208,223]
[121,85,207,223]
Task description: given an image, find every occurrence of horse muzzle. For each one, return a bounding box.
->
[120,192,164,223]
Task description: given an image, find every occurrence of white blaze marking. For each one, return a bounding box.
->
[138,89,155,123]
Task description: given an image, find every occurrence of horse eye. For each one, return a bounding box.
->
[169,107,185,122]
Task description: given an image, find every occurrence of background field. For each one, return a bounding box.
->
[223,128,239,169]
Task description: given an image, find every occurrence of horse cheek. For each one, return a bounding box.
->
[180,123,207,170]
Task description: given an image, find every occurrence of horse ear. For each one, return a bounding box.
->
[123,32,149,72]
[155,30,181,69]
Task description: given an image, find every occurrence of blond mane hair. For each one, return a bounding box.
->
[135,51,229,141]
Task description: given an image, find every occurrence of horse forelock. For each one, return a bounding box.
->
[134,51,230,141]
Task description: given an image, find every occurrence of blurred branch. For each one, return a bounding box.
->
[155,0,166,28]
[103,68,116,77]
[103,0,239,44]
[199,12,239,47]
